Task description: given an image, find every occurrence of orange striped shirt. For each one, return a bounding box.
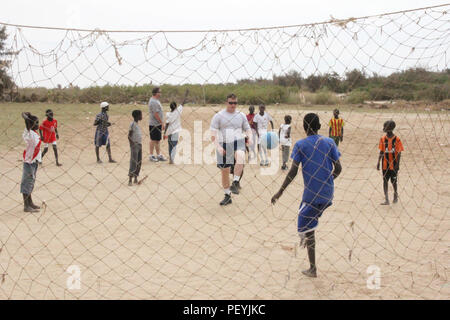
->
[379,135,404,170]
[328,118,344,137]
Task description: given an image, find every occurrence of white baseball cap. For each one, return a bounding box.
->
[100,101,109,109]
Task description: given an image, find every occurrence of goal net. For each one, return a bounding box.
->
[0,4,448,299]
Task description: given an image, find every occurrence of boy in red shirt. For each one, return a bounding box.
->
[377,120,404,205]
[39,109,62,166]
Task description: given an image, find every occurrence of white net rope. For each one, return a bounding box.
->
[0,5,449,299]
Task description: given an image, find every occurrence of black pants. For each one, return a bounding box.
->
[129,143,142,177]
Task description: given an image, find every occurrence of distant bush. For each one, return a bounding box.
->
[346,90,370,104]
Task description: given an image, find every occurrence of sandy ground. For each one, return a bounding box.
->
[0,105,449,299]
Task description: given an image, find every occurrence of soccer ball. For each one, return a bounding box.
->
[261,131,279,150]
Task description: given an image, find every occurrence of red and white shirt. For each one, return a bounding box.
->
[23,129,42,164]
[39,119,58,143]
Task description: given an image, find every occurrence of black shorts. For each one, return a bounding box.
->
[217,139,245,169]
[382,169,398,182]
[149,125,162,141]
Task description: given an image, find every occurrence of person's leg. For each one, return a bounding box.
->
[282,146,288,169]
[302,230,317,277]
[106,143,115,163]
[135,144,142,183]
[52,144,61,166]
[95,146,101,163]
[230,149,245,194]
[21,163,39,212]
[129,144,137,185]
[262,145,268,165]
[381,171,389,205]
[220,167,232,205]
[42,145,49,159]
[392,172,398,203]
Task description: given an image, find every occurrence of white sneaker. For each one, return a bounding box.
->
[150,155,159,162]
[157,155,167,162]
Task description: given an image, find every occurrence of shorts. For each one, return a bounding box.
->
[330,136,340,146]
[217,139,245,169]
[20,162,38,194]
[149,125,162,141]
[43,141,57,148]
[95,130,110,147]
[382,169,398,183]
[297,202,331,235]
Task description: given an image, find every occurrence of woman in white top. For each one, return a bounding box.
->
[164,102,183,164]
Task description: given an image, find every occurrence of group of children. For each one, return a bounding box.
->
[19,105,404,226]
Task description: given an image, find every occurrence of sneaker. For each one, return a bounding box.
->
[281,164,288,170]
[230,181,240,195]
[109,159,117,163]
[302,267,317,278]
[24,206,39,213]
[157,155,167,162]
[393,194,398,203]
[150,155,159,162]
[220,194,232,206]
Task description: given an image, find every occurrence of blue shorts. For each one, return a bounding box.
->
[95,130,110,147]
[297,202,331,235]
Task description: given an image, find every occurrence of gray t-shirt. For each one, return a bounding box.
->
[149,97,163,126]
[210,109,250,143]
[129,121,142,144]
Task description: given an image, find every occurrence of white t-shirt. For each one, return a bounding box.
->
[279,124,292,146]
[166,105,183,136]
[210,109,250,143]
[253,112,273,133]
[23,129,42,164]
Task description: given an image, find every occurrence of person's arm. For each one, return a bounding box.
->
[333,159,342,179]
[271,160,300,204]
[245,128,252,147]
[286,127,291,139]
[270,120,274,130]
[329,127,332,137]
[55,127,59,140]
[39,128,44,141]
[211,129,225,155]
[154,112,164,130]
[377,151,383,170]
[255,122,259,137]
[128,129,133,144]
[340,127,344,142]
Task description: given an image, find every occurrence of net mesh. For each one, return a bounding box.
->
[0,5,449,299]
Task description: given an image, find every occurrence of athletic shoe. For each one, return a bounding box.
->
[230,181,240,195]
[220,194,232,206]
[150,155,159,162]
[157,155,167,162]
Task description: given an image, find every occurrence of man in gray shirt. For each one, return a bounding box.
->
[148,87,167,162]
[210,93,252,206]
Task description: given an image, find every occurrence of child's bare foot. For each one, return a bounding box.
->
[381,200,390,205]
[128,181,133,186]
[302,267,317,278]
[56,162,62,167]
[393,195,398,203]
[109,159,117,163]
[133,178,138,184]
[97,159,103,164]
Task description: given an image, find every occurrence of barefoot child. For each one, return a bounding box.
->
[279,115,292,171]
[21,112,42,213]
[128,110,143,186]
[377,120,404,205]
[271,113,342,278]
[39,109,62,166]
[254,104,274,166]
[164,102,183,164]
[94,102,116,163]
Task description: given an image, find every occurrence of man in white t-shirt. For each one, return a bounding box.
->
[210,93,252,206]
[253,104,274,166]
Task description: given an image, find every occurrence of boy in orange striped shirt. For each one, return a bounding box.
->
[328,109,344,146]
[377,120,404,205]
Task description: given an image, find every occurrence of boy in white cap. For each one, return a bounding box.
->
[94,102,116,163]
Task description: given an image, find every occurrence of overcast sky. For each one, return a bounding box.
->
[1,1,448,87]
[1,0,446,31]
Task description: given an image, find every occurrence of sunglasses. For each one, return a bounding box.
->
[228,101,238,105]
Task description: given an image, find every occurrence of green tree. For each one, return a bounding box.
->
[0,26,15,100]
